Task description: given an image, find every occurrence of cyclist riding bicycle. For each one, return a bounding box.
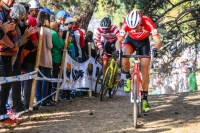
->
[95,17,119,75]
[115,10,162,112]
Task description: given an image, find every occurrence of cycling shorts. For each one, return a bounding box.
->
[101,41,116,59]
[123,35,150,55]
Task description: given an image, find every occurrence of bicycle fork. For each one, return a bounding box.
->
[130,60,142,104]
[107,59,117,88]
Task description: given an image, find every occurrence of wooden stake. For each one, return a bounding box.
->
[29,27,44,111]
[88,42,92,97]
[55,31,70,102]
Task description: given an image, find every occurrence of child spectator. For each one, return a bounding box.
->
[35,9,54,106]
[49,21,64,100]
[85,31,97,58]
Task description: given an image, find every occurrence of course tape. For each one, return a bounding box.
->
[0,68,63,120]
[0,68,92,120]
[0,68,63,85]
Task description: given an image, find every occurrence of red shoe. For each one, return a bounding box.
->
[0,118,19,127]
[7,109,14,114]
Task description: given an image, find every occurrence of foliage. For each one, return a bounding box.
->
[38,0,97,30]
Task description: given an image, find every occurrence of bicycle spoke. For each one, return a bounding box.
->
[94,69,103,97]
[100,84,107,101]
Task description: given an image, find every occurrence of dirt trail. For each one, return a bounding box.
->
[0,91,200,133]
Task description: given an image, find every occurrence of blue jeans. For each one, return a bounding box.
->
[12,56,24,111]
[35,66,51,103]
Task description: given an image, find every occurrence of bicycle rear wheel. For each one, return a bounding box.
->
[94,69,103,97]
[133,74,139,128]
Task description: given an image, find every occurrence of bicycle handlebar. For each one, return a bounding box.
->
[120,55,151,58]
[118,51,153,68]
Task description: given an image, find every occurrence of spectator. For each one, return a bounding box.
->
[55,10,69,31]
[21,0,41,110]
[63,17,78,59]
[49,21,64,100]
[81,29,86,39]
[0,0,21,127]
[60,18,78,101]
[81,28,87,62]
[73,15,84,63]
[35,9,54,106]
[187,67,197,91]
[10,3,37,113]
[85,31,96,58]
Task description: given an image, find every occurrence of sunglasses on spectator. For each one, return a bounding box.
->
[64,22,75,26]
[69,22,75,25]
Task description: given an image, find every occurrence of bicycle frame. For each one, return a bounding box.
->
[119,52,151,128]
[102,57,118,88]
[131,58,142,103]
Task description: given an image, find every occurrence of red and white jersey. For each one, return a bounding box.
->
[95,25,119,49]
[119,16,159,40]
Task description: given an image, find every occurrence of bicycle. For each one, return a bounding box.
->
[94,52,122,101]
[118,50,152,128]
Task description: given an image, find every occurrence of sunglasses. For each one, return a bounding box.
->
[64,22,75,26]
[102,27,109,30]
[69,22,75,25]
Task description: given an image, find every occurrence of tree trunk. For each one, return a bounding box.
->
[80,11,94,31]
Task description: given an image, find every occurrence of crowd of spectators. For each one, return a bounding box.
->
[0,0,198,127]
[149,46,198,95]
[0,0,96,127]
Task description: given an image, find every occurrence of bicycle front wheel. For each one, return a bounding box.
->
[111,68,121,98]
[100,68,111,101]
[133,74,139,128]
[94,69,103,97]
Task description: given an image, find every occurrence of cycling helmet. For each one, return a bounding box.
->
[126,10,141,28]
[100,17,111,28]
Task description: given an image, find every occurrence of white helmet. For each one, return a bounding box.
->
[126,10,141,28]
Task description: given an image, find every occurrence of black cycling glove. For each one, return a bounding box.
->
[115,50,123,58]
[152,48,157,58]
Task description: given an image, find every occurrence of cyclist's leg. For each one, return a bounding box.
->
[121,36,134,92]
[138,37,151,112]
[100,41,108,75]
[102,41,115,75]
[102,57,109,75]
[122,45,133,72]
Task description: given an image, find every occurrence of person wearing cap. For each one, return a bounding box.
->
[73,15,85,63]
[35,9,55,106]
[63,17,78,58]
[55,10,69,32]
[20,0,41,112]
[55,10,69,25]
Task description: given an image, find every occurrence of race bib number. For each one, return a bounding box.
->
[120,30,126,37]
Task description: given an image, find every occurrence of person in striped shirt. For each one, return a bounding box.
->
[95,17,119,75]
